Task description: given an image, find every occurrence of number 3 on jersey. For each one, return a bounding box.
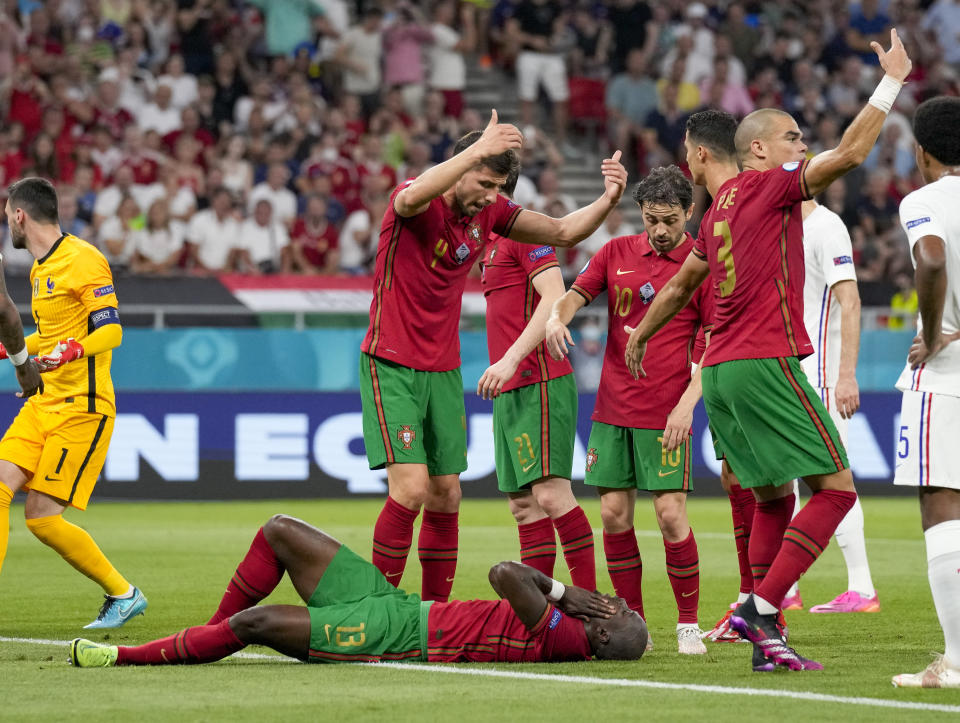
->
[713,220,736,297]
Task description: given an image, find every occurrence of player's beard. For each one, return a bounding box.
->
[650,233,682,254]
[9,221,27,250]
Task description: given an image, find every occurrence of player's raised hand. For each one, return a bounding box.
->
[14,358,42,398]
[475,108,524,157]
[556,587,618,620]
[600,150,628,204]
[623,325,647,380]
[871,27,912,82]
[907,330,960,369]
[35,338,84,372]
[477,356,519,400]
[544,317,574,361]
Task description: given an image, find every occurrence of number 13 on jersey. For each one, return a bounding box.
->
[713,220,736,297]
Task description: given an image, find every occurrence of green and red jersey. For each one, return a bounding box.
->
[362,181,523,372]
[572,232,714,429]
[481,234,573,393]
[692,160,813,366]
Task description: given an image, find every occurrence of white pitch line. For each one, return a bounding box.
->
[4,636,958,714]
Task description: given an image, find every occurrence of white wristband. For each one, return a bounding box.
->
[8,346,28,366]
[868,74,902,114]
[546,578,566,602]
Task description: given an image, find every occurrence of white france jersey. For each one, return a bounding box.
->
[896,176,960,397]
[800,204,858,389]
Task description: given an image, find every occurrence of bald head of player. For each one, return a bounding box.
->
[449,130,520,217]
[5,177,61,252]
[582,595,649,660]
[734,108,809,172]
[911,96,960,184]
[633,165,694,255]
[683,109,738,188]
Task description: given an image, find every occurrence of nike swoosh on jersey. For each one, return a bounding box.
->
[44,475,58,482]
[386,571,403,579]
[445,577,455,582]
[658,469,679,478]
[616,268,635,275]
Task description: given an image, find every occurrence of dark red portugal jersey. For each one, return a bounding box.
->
[481,235,573,393]
[572,232,714,429]
[362,181,523,371]
[426,600,591,662]
[692,160,813,366]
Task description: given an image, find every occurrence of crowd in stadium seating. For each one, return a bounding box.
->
[0,0,957,304]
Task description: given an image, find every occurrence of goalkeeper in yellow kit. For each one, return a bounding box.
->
[0,178,146,629]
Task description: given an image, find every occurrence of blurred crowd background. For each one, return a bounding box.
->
[1,0,957,317]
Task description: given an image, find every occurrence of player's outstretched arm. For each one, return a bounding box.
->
[624,252,710,379]
[804,29,912,197]
[488,561,616,631]
[393,109,523,217]
[0,262,42,398]
[478,267,566,400]
[545,289,588,361]
[907,235,960,367]
[506,151,627,248]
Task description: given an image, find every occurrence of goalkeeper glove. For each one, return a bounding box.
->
[35,338,85,372]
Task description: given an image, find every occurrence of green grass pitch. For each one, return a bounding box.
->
[2,497,959,722]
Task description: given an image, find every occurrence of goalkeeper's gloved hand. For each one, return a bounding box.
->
[35,338,85,372]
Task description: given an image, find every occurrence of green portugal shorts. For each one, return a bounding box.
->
[307,544,431,663]
[701,357,848,489]
[359,352,467,475]
[493,374,577,492]
[583,422,692,492]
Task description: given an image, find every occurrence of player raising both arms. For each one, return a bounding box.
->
[361,110,626,603]
[624,30,912,671]
[890,97,960,689]
[545,166,714,655]
[0,178,146,629]
[477,169,595,594]
[69,514,648,667]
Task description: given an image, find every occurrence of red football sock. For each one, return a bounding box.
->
[729,484,757,594]
[372,497,419,587]
[603,528,644,619]
[518,517,556,577]
[418,509,458,602]
[554,506,596,591]
[665,529,699,625]
[748,492,794,589]
[756,489,857,607]
[207,528,284,625]
[117,619,245,665]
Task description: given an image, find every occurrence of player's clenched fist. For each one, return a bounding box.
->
[35,338,85,372]
[475,109,524,157]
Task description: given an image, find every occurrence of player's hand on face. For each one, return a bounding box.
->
[871,27,912,82]
[556,586,618,619]
[662,403,692,452]
[477,357,519,400]
[623,325,647,380]
[908,331,960,369]
[834,375,860,420]
[600,150,627,204]
[544,318,574,361]
[477,109,524,156]
[14,358,43,398]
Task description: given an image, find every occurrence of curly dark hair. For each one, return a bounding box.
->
[632,165,693,210]
[685,109,737,161]
[913,97,960,166]
[453,130,520,179]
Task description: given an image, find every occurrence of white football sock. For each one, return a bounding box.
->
[736,591,750,604]
[925,520,960,667]
[835,496,875,597]
[754,594,778,616]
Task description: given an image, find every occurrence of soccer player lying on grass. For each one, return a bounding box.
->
[70,515,648,667]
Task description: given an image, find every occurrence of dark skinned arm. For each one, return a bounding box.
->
[487,561,616,631]
[0,261,42,398]
[907,235,960,367]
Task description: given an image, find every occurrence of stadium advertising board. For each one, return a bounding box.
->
[0,392,908,499]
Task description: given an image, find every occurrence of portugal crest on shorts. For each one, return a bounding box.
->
[586,448,598,472]
[397,425,416,450]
